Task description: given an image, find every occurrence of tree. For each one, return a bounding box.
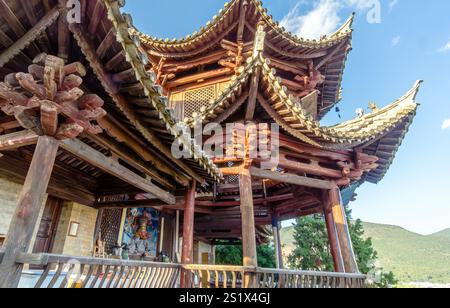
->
[215,243,276,268]
[287,214,334,272]
[287,206,397,287]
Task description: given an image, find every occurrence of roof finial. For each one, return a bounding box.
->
[368,101,379,113]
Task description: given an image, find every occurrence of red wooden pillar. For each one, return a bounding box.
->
[323,192,345,272]
[180,180,196,288]
[328,185,359,273]
[0,136,60,288]
[239,168,258,288]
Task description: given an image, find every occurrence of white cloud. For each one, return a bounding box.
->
[438,41,450,53]
[442,119,450,130]
[391,36,401,47]
[280,1,341,40]
[280,0,381,39]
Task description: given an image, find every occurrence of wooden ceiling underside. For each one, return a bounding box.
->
[0,0,222,205]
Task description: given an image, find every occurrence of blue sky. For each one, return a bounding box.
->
[124,0,450,235]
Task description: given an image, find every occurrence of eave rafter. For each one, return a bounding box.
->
[0,7,61,67]
[65,0,223,184]
[185,44,421,153]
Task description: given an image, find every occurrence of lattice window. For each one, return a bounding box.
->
[99,209,123,255]
[183,85,216,118]
[225,175,239,184]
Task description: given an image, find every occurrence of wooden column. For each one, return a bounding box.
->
[239,168,258,287]
[181,180,197,288]
[323,192,345,272]
[328,185,359,273]
[0,136,60,288]
[174,210,180,261]
[272,218,283,269]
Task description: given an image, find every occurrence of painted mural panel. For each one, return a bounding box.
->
[122,208,159,257]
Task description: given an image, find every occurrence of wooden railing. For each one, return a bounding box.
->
[183,264,250,288]
[16,253,180,289]
[182,265,367,289]
[256,268,367,288]
[7,253,366,288]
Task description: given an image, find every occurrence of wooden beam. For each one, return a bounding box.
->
[95,198,213,214]
[60,138,176,205]
[0,130,38,151]
[323,192,345,273]
[245,66,261,120]
[0,136,59,288]
[87,1,105,35]
[162,50,228,73]
[96,116,189,186]
[0,7,61,67]
[165,67,233,89]
[0,151,97,206]
[328,186,359,273]
[315,41,348,71]
[0,0,27,38]
[85,133,175,190]
[250,167,333,190]
[195,193,294,207]
[181,181,196,288]
[57,8,70,61]
[239,168,257,288]
[272,218,283,269]
[237,0,248,43]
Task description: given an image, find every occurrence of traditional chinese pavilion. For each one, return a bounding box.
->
[0,0,420,289]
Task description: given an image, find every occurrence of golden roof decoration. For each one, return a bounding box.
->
[131,0,354,50]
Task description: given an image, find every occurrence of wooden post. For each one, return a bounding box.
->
[181,180,196,288]
[328,185,359,273]
[323,192,345,272]
[174,210,180,261]
[272,218,283,269]
[159,217,165,255]
[0,136,60,288]
[239,168,258,288]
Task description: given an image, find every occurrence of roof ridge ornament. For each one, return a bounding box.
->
[253,23,266,57]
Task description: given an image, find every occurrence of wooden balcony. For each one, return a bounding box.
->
[0,252,367,289]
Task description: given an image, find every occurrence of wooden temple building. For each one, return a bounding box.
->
[0,0,420,288]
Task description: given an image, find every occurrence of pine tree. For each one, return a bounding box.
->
[287,214,334,272]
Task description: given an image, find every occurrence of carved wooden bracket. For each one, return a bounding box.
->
[0,54,106,140]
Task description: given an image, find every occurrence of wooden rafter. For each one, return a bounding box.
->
[60,138,176,205]
[69,24,206,184]
[0,130,38,151]
[0,7,61,67]
[245,66,260,120]
[250,167,333,190]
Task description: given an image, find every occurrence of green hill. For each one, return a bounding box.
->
[281,222,450,284]
[432,228,450,239]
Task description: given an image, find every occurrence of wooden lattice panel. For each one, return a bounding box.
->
[225,175,239,184]
[99,209,123,255]
[184,85,215,117]
[169,81,230,121]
